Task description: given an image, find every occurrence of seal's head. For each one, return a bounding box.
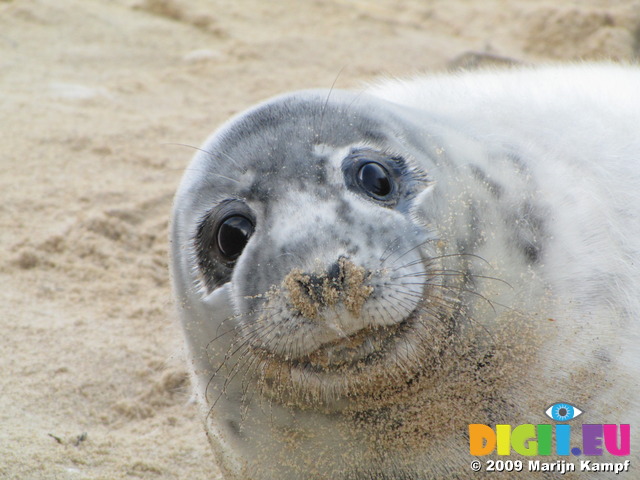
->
[171,90,459,408]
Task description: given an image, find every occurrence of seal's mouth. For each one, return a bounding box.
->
[251,305,443,409]
[262,309,417,374]
[291,314,414,372]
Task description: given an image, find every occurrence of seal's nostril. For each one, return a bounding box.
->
[301,274,326,300]
[327,260,342,284]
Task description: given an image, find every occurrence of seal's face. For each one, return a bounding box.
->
[174,91,449,406]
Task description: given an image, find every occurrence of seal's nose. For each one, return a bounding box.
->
[295,257,348,308]
[283,257,372,320]
[299,272,329,304]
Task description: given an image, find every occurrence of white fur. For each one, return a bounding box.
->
[369,64,640,332]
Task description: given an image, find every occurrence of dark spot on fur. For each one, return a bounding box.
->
[346,244,360,256]
[467,201,486,252]
[505,151,529,174]
[470,165,504,199]
[227,420,243,438]
[510,201,546,265]
[520,243,540,263]
[241,179,271,203]
[593,348,612,363]
[336,197,354,223]
[314,157,328,184]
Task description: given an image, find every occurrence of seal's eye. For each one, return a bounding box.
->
[217,215,254,260]
[545,403,583,422]
[195,200,256,291]
[342,149,404,207]
[357,162,393,199]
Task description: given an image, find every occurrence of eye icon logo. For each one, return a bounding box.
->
[545,402,583,422]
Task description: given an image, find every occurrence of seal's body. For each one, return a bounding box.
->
[171,64,640,479]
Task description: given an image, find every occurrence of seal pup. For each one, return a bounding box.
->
[171,64,640,479]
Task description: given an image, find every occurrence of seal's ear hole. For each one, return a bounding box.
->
[194,200,256,290]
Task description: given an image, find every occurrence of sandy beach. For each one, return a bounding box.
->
[1,0,638,478]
